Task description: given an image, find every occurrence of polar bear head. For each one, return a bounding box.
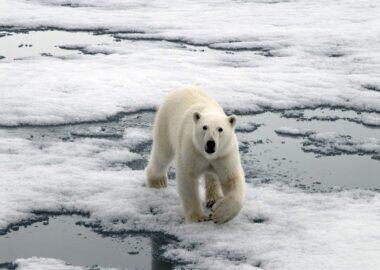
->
[192,111,237,160]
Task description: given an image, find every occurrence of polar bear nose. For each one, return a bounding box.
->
[205,140,216,154]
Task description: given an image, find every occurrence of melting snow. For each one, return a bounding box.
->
[274,127,380,159]
[1,0,380,269]
[15,257,116,270]
[274,127,314,137]
[303,132,380,157]
[0,0,380,125]
[0,130,379,269]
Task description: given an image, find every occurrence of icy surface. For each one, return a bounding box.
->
[303,132,380,157]
[280,108,380,128]
[0,127,379,269]
[1,214,172,270]
[274,126,380,159]
[1,0,380,269]
[16,257,115,270]
[274,127,314,137]
[361,115,380,127]
[0,0,380,125]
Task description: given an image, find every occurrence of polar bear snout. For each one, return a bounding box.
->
[205,140,216,154]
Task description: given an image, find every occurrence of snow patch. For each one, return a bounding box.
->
[274,127,380,159]
[15,257,115,270]
[360,115,380,127]
[303,132,380,157]
[274,127,314,136]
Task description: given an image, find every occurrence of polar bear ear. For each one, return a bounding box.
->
[193,112,201,122]
[228,115,237,128]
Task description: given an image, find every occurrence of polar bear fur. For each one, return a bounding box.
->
[146,87,245,224]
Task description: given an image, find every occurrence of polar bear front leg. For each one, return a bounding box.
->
[177,170,209,222]
[210,158,245,224]
[211,174,244,224]
[204,173,224,208]
[146,145,172,189]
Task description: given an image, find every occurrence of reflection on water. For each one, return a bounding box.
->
[1,108,379,190]
[238,112,380,190]
[0,215,175,270]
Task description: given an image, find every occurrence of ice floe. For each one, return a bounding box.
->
[0,0,380,125]
[274,127,314,137]
[280,109,380,128]
[1,0,380,269]
[274,126,380,159]
[303,132,380,158]
[0,130,379,269]
[15,257,115,270]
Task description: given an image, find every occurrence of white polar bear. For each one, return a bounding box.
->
[146,87,245,224]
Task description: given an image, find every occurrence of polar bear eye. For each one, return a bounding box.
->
[218,127,223,132]
[203,125,208,130]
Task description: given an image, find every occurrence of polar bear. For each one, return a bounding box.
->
[146,87,245,224]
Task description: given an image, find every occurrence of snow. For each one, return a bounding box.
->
[122,128,152,148]
[305,132,380,156]
[280,109,380,128]
[274,127,314,136]
[16,257,115,270]
[16,258,86,270]
[1,36,379,126]
[360,115,380,127]
[273,127,380,157]
[236,122,262,133]
[1,0,380,269]
[0,130,379,269]
[0,0,380,125]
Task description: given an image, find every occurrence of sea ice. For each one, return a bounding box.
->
[274,127,314,137]
[1,1,380,269]
[15,257,116,270]
[0,0,379,125]
[0,130,379,269]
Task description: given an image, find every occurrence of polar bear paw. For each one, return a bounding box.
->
[186,212,211,223]
[206,195,223,209]
[206,200,217,209]
[210,196,242,224]
[147,175,168,189]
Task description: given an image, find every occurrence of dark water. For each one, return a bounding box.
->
[238,111,379,190]
[0,30,114,60]
[3,109,378,190]
[0,215,175,270]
